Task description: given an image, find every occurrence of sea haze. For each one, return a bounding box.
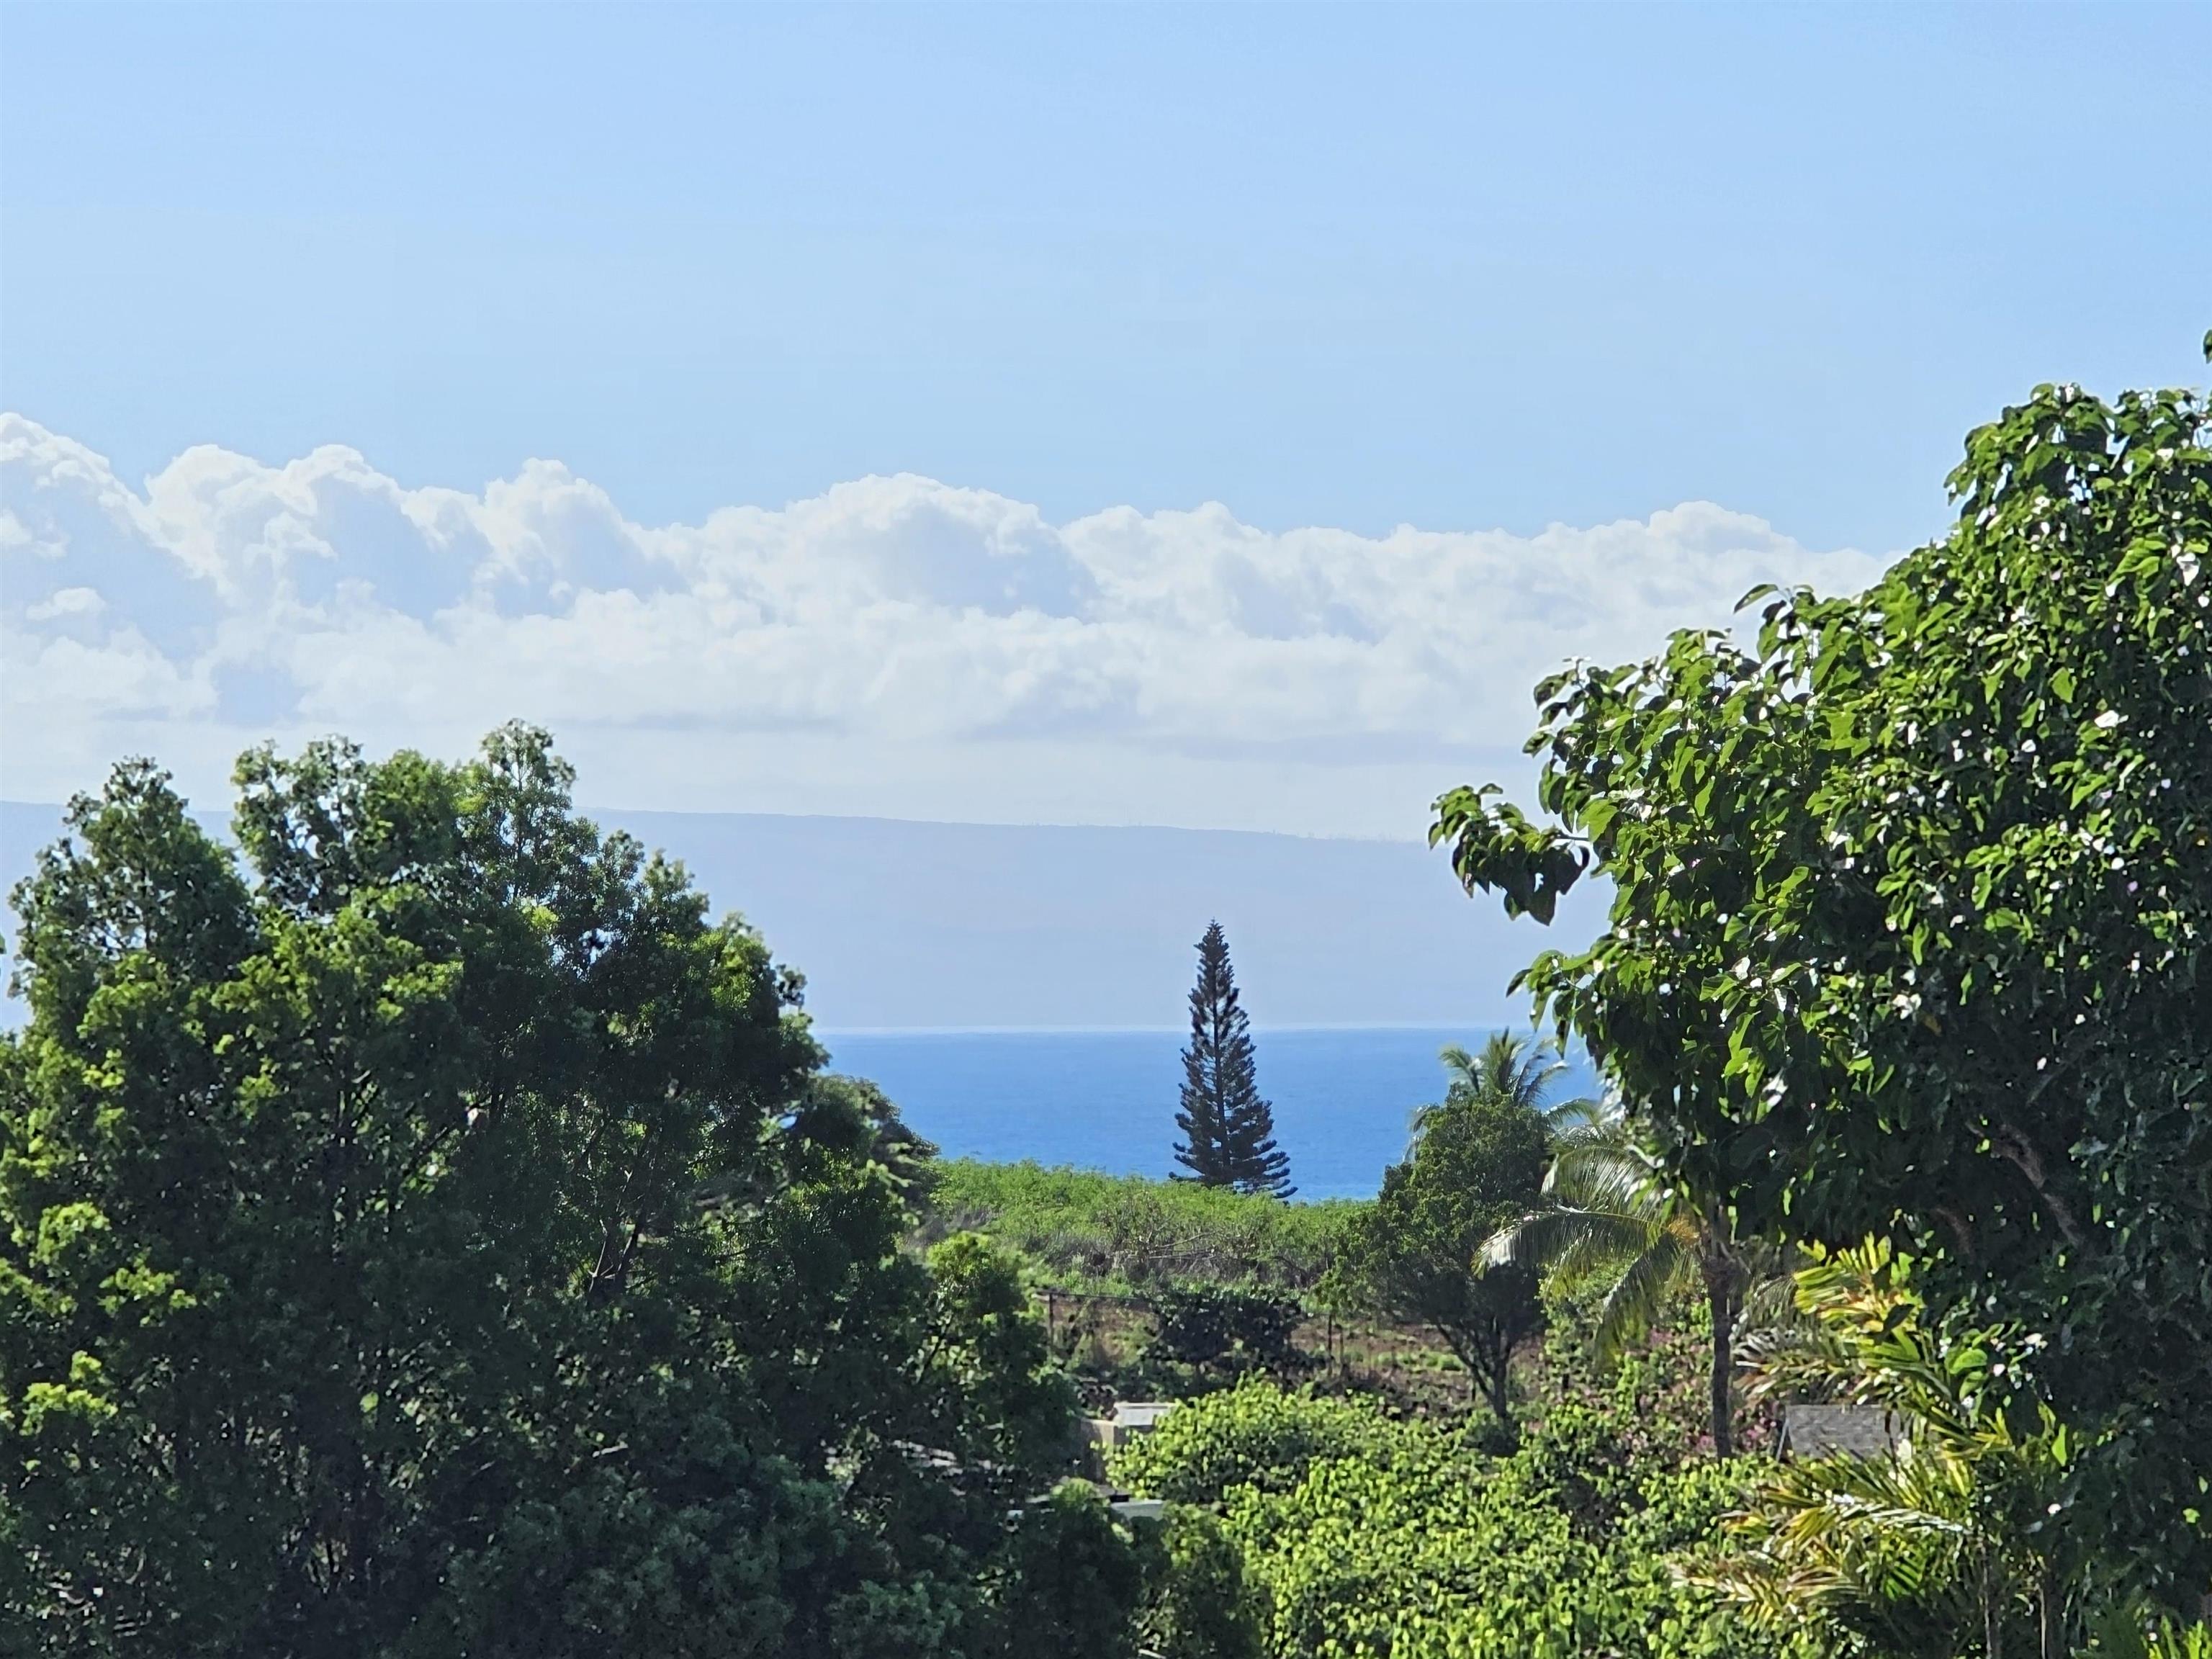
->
[1,801,1601,1031]
[821,1025,1597,1202]
[1,800,1601,1194]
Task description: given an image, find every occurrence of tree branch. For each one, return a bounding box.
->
[1988,1120,2084,1249]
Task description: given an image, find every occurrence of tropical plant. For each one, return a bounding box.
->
[1485,1097,1771,1456]
[1432,1031,1570,1115]
[1705,1243,2105,1659]
[1434,351,2212,1588]
[1328,1034,1556,1424]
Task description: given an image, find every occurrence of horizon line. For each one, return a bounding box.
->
[814,1022,1547,1038]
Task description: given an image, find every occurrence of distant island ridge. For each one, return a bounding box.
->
[0,799,1602,1196]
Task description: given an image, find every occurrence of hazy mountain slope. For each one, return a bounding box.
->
[0,801,1600,1030]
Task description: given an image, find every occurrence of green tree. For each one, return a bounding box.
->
[1332,1034,1555,1425]
[1172,922,1290,1197]
[1110,1377,1409,1507]
[1434,354,2212,1592]
[995,1483,1158,1659]
[1136,1507,1266,1659]
[1485,1098,1765,1457]
[1143,1285,1307,1387]
[0,729,1140,1658]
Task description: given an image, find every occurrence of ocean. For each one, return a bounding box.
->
[817,1026,1597,1202]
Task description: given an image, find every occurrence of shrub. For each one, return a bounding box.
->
[1138,1507,1267,1659]
[1223,1422,1820,1659]
[1143,1285,1310,1385]
[1116,1378,1825,1658]
[996,1483,1154,1659]
[1111,1379,1403,1506]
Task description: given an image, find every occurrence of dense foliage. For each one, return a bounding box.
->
[922,1159,1356,1294]
[1709,1243,2082,1657]
[1112,1377,1405,1505]
[0,731,1143,1657]
[1328,1035,1552,1423]
[1136,1506,1269,1659]
[1142,1285,1308,1387]
[1437,361,2212,1595]
[1488,1095,1773,1457]
[1115,1375,1824,1659]
[1173,922,1291,1197]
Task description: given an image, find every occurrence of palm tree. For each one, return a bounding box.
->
[1433,1033,1563,1118]
[1483,1094,1766,1456]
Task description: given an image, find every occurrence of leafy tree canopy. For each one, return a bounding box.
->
[1435,364,2212,1591]
[1329,1035,1554,1424]
[0,727,1141,1657]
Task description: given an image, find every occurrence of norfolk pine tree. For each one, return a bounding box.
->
[1172,922,1292,1197]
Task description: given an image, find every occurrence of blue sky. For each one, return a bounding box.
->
[3,4,2208,833]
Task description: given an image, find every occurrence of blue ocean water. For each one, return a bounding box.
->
[817,1027,1596,1202]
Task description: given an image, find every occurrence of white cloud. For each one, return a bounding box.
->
[0,414,1896,837]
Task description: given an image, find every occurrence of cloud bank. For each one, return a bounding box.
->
[0,415,1894,837]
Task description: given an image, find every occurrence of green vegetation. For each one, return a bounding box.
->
[7,350,2209,1655]
[0,732,1138,1657]
[1488,1093,1773,1457]
[1136,1506,1269,1659]
[1113,1349,1821,1658]
[1440,350,2212,1640]
[1172,921,1292,1197]
[1707,1241,2083,1655]
[1326,1033,1556,1424]
[1113,1377,1405,1505]
[922,1158,1358,1295]
[1141,1284,1309,1390]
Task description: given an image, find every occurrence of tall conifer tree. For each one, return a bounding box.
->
[1172,921,1293,1197]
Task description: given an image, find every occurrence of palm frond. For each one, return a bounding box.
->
[1483,1205,1659,1278]
[1735,1318,1859,1408]
[1545,1145,1669,1221]
[1690,1439,1992,1649]
[1590,1228,1696,1364]
[1441,1032,1576,1116]
[1537,1092,1604,1136]
[1436,1043,1478,1087]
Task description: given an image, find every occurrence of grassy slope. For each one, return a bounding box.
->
[922,1159,1367,1294]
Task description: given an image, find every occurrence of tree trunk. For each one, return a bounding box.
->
[2038,1561,2062,1659]
[1486,1360,1514,1429]
[1706,1271,1734,1458]
[1982,1545,2002,1659]
[1448,1330,1514,1429]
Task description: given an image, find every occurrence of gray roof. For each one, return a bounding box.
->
[1111,1401,1177,1431]
[1779,1404,1902,1461]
